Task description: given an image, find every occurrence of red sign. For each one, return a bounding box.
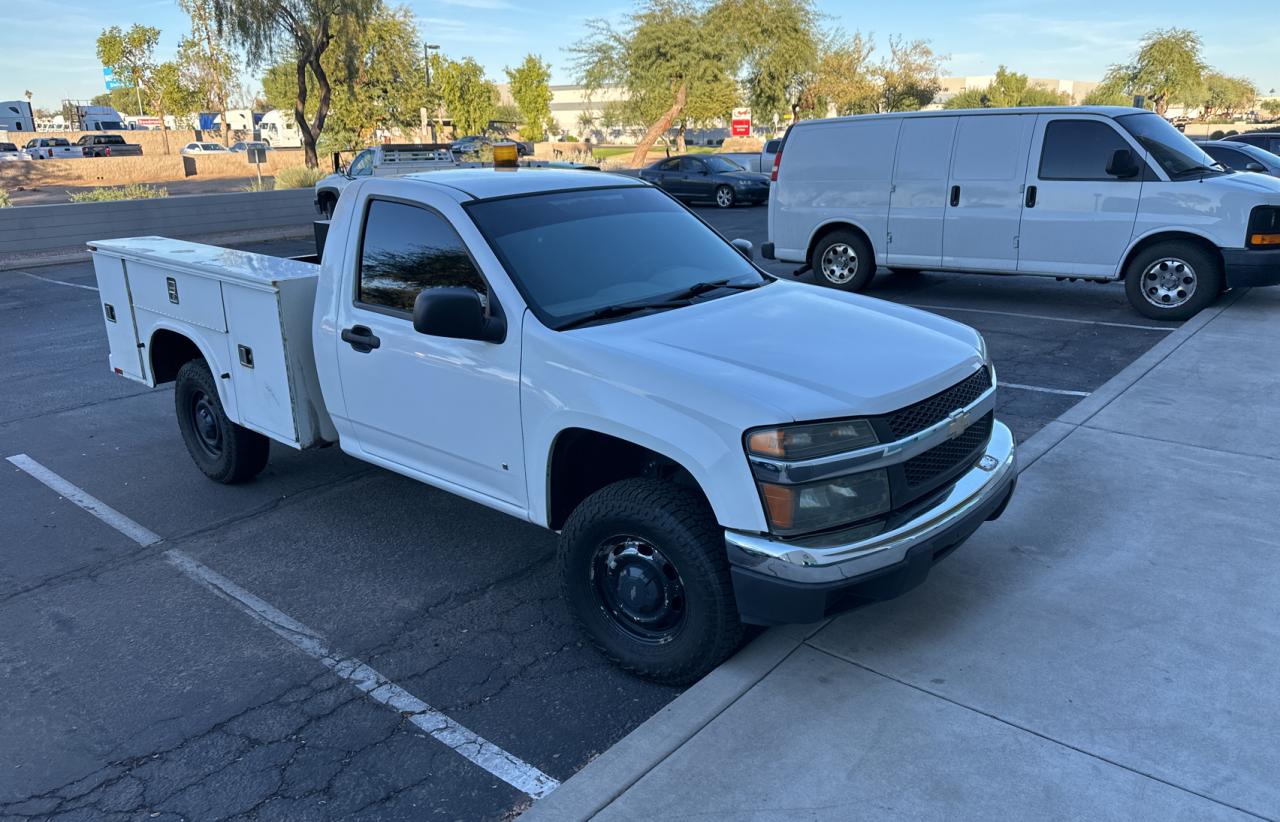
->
[730,107,751,137]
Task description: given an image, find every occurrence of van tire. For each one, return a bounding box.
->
[1123,241,1222,320]
[174,359,270,484]
[558,478,744,685]
[812,230,875,291]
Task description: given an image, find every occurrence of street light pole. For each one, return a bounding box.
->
[423,43,440,143]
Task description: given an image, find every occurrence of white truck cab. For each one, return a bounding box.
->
[91,168,1016,683]
[765,106,1280,319]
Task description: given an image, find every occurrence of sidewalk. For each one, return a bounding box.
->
[526,287,1280,821]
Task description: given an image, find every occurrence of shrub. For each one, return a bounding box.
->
[561,134,579,142]
[241,178,273,192]
[68,184,169,203]
[1209,130,1225,140]
[273,165,326,189]
[0,190,11,208]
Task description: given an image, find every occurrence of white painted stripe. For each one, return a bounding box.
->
[7,453,161,546]
[17,270,99,292]
[905,303,1174,333]
[165,549,561,799]
[1002,382,1091,398]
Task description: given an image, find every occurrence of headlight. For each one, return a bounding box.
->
[758,470,891,535]
[747,419,877,461]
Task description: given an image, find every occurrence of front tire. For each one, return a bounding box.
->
[811,230,875,291]
[714,185,735,208]
[1123,241,1222,320]
[558,479,744,685]
[174,359,270,484]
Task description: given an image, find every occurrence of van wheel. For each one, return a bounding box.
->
[1123,241,1222,320]
[174,359,270,484]
[714,185,736,208]
[558,478,744,685]
[812,230,875,291]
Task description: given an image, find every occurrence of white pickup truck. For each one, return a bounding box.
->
[90,168,1017,683]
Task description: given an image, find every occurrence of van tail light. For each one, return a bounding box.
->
[105,147,111,157]
[770,150,782,182]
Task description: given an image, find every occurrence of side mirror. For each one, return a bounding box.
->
[1245,162,1266,173]
[731,238,754,259]
[1106,148,1140,179]
[412,288,505,343]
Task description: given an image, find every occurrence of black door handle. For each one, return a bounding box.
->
[1025,185,1037,208]
[950,185,960,207]
[341,325,381,353]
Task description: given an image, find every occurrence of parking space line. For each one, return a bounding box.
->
[7,453,161,546]
[16,270,99,292]
[1001,383,1092,398]
[7,452,560,800]
[904,303,1175,333]
[165,549,561,799]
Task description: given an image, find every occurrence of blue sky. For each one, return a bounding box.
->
[3,0,1277,110]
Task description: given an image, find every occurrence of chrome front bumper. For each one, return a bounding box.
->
[726,420,1016,586]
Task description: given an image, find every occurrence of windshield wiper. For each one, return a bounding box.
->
[557,298,691,330]
[663,279,765,300]
[1170,164,1225,178]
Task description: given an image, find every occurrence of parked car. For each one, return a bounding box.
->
[761,138,782,177]
[638,154,771,207]
[0,141,28,161]
[23,137,80,160]
[450,135,490,156]
[1222,131,1280,155]
[1200,140,1280,177]
[76,134,143,158]
[180,142,231,156]
[766,106,1280,320]
[229,140,272,153]
[88,167,1016,684]
[314,143,457,217]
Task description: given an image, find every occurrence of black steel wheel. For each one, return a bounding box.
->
[174,359,270,484]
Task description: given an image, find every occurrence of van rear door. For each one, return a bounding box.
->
[941,114,1035,272]
[1016,115,1142,278]
[887,116,958,270]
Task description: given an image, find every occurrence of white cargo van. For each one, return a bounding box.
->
[764,106,1280,319]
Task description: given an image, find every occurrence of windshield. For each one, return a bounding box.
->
[1116,112,1223,177]
[705,156,744,172]
[467,186,768,328]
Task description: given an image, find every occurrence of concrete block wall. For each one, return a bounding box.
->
[0,189,317,255]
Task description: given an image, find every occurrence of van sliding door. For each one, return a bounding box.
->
[941,114,1035,272]
[886,116,958,270]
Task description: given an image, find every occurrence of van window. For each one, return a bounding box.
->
[1039,120,1134,181]
[358,200,486,313]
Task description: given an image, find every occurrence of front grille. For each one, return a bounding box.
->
[902,412,994,487]
[885,368,991,440]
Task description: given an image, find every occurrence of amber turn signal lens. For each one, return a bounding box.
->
[747,430,786,457]
[1250,233,1280,246]
[760,484,795,530]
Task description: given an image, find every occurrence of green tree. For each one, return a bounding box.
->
[148,62,200,153]
[1082,80,1134,107]
[95,24,161,117]
[945,66,1071,109]
[177,0,239,144]
[571,0,736,166]
[709,0,821,127]
[91,88,139,114]
[1102,28,1206,116]
[434,54,498,136]
[873,36,943,112]
[803,32,876,118]
[506,54,553,142]
[209,0,378,167]
[1199,73,1257,120]
[1263,99,1280,120]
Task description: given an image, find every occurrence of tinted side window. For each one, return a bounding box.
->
[1039,120,1133,180]
[1205,146,1250,170]
[358,200,486,312]
[679,157,704,173]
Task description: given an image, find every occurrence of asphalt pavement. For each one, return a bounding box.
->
[1,203,1189,820]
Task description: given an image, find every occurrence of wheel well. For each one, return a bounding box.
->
[806,221,875,268]
[546,429,708,530]
[1120,232,1222,280]
[149,329,204,384]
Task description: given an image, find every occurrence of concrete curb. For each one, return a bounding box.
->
[523,290,1249,820]
[0,223,314,272]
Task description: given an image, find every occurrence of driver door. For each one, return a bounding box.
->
[332,193,527,508]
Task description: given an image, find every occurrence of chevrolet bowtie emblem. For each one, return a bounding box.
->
[946,409,972,438]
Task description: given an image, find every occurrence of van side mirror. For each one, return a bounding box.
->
[413,288,505,343]
[1106,149,1140,179]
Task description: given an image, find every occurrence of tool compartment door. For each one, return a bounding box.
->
[222,282,301,446]
[91,254,144,380]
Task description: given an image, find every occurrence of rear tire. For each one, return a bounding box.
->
[558,478,744,685]
[811,230,875,291]
[174,359,270,484]
[1123,240,1222,320]
[714,185,735,208]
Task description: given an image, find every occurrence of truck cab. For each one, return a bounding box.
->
[91,168,1016,684]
